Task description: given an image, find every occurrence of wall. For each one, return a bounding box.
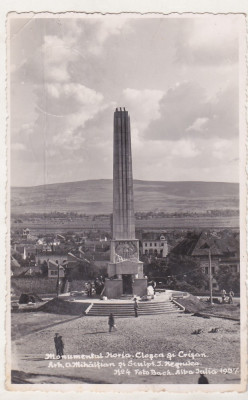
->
[104,279,123,298]
[133,278,147,297]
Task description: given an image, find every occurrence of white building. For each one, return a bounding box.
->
[142,234,168,258]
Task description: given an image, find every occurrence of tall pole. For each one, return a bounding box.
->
[208,249,213,305]
[57,262,60,297]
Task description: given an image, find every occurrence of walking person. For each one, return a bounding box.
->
[57,335,64,359]
[108,313,117,332]
[134,298,139,318]
[54,333,60,357]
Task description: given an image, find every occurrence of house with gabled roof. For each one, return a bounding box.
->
[171,231,240,290]
[48,259,65,279]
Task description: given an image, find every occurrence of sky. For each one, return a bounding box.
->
[10,15,241,187]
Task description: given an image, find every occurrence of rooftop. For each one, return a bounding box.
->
[172,231,239,257]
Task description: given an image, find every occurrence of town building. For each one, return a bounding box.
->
[22,228,30,238]
[36,253,68,267]
[13,244,37,259]
[171,231,240,290]
[141,233,168,257]
[48,259,65,279]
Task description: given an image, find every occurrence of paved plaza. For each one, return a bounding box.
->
[11,311,240,385]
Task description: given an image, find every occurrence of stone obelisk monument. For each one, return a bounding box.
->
[113,107,135,240]
[105,108,147,298]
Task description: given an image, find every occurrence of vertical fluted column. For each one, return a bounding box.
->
[113,108,135,240]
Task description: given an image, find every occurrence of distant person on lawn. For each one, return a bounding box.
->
[221,289,226,304]
[108,313,117,332]
[228,289,234,304]
[198,374,209,384]
[134,298,139,317]
[88,282,93,297]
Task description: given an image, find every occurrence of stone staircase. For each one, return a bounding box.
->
[61,279,71,294]
[86,299,183,317]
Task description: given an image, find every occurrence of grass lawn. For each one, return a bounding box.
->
[11,311,240,385]
[176,295,240,320]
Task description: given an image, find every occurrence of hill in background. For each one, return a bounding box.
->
[11,179,239,215]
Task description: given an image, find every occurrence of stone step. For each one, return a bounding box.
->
[88,308,176,314]
[89,306,176,312]
[89,308,176,313]
[90,304,175,308]
[89,303,175,307]
[88,311,182,317]
[88,309,181,314]
[87,300,182,317]
[91,304,170,306]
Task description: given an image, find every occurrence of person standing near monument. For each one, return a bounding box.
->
[134,298,139,317]
[229,289,234,304]
[54,333,59,357]
[57,335,64,359]
[89,282,93,297]
[108,313,117,332]
[221,289,226,303]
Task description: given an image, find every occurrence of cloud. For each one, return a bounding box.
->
[186,117,209,132]
[86,17,131,54]
[11,19,84,86]
[41,82,104,116]
[38,82,106,151]
[212,139,233,160]
[175,16,239,66]
[41,34,79,82]
[123,88,164,121]
[12,82,108,159]
[144,81,238,141]
[122,88,164,148]
[10,17,240,186]
[131,135,238,182]
[170,139,200,158]
[11,17,132,157]
[11,143,26,151]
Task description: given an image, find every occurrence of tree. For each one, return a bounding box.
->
[143,257,169,279]
[40,261,48,276]
[187,268,209,289]
[166,254,208,291]
[143,253,208,292]
[215,266,240,294]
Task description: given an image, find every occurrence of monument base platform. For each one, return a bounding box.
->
[44,292,183,317]
[104,277,147,299]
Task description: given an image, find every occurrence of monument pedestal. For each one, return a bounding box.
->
[104,277,147,299]
[105,238,147,298]
[104,278,123,298]
[132,278,148,297]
